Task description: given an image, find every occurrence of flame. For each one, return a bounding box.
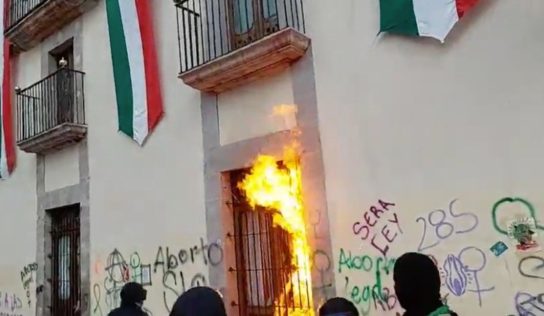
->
[238,146,314,315]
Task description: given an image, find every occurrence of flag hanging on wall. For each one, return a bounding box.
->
[379,0,478,42]
[0,0,16,179]
[106,0,163,145]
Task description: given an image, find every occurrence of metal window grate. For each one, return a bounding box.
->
[50,205,81,316]
[230,169,312,316]
[175,0,305,73]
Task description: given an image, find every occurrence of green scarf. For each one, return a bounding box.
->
[428,305,452,316]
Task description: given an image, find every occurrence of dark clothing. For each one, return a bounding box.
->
[319,297,359,316]
[170,287,227,316]
[107,304,148,316]
[394,253,458,316]
[108,283,148,316]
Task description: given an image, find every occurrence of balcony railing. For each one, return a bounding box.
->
[5,0,98,51]
[16,68,86,153]
[176,0,305,73]
[7,0,47,30]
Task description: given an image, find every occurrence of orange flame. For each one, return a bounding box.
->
[238,146,314,315]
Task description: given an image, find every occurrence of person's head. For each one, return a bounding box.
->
[169,287,226,316]
[120,282,147,307]
[319,297,359,316]
[393,253,442,313]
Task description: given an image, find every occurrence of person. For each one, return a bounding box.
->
[393,252,459,316]
[169,286,227,316]
[319,297,359,316]
[108,282,148,316]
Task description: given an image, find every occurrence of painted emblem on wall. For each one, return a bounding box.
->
[507,218,541,253]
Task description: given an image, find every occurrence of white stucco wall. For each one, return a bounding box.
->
[218,70,296,145]
[308,0,544,315]
[0,48,41,316]
[44,146,79,192]
[82,1,209,315]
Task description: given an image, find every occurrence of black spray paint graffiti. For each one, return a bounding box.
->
[103,250,152,310]
[19,263,37,307]
[514,291,544,316]
[93,239,224,315]
[154,238,223,313]
[518,256,544,280]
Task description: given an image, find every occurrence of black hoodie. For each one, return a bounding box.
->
[169,287,227,316]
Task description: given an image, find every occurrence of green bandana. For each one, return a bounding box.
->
[428,305,451,316]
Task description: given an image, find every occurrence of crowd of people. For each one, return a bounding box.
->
[108,252,458,316]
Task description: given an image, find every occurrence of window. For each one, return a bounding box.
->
[50,205,80,316]
[230,169,299,316]
[229,0,279,49]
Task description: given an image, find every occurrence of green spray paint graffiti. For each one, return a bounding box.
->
[491,197,544,235]
[338,248,398,315]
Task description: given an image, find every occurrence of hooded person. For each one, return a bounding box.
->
[108,282,148,316]
[169,286,227,316]
[319,297,359,316]
[393,253,458,316]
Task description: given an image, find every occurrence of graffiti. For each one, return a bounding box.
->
[312,249,333,301]
[0,292,22,316]
[491,197,544,235]
[515,291,544,316]
[93,239,223,315]
[352,199,402,256]
[518,256,544,280]
[153,238,223,274]
[19,263,37,307]
[416,199,478,252]
[339,249,398,316]
[440,246,494,306]
[338,248,396,274]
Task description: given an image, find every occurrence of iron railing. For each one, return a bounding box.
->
[16,68,85,143]
[230,169,312,315]
[6,0,48,31]
[50,205,81,316]
[175,0,305,73]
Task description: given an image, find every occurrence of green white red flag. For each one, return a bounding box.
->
[0,0,15,179]
[379,0,478,42]
[106,0,163,145]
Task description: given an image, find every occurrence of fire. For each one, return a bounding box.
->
[238,146,314,315]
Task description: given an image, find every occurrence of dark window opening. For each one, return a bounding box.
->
[49,204,81,316]
[50,40,75,125]
[229,0,279,49]
[230,168,310,316]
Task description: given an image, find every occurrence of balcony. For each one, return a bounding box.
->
[175,0,310,93]
[6,0,97,51]
[16,68,86,154]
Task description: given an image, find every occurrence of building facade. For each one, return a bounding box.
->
[0,0,543,316]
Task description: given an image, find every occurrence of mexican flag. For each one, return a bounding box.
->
[379,0,478,42]
[106,0,163,145]
[0,0,15,179]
